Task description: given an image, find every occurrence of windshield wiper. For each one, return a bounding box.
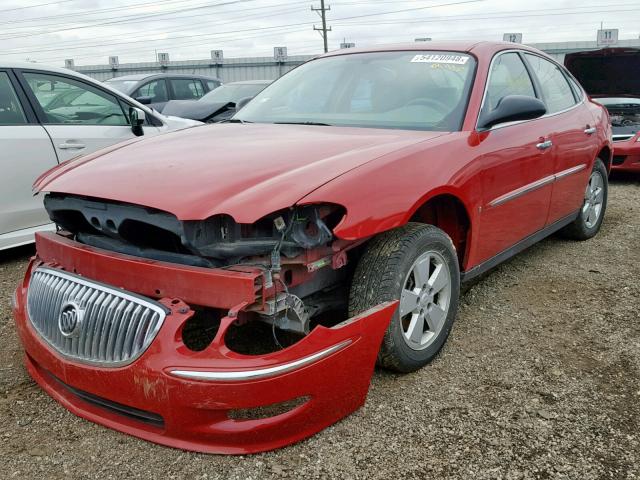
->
[274,121,332,126]
[221,118,252,124]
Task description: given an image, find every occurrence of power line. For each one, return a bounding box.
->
[334,6,640,27]
[38,25,315,63]
[0,0,262,39]
[0,0,476,59]
[3,4,310,54]
[0,0,79,13]
[0,0,195,28]
[311,0,331,53]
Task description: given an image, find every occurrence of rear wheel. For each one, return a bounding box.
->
[349,223,460,372]
[562,158,608,240]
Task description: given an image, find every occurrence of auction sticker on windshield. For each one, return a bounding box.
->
[411,54,469,64]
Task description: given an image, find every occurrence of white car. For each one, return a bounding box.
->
[0,62,201,250]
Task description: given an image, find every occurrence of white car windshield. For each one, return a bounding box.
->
[200,83,267,104]
[235,51,476,131]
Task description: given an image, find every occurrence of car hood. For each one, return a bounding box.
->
[35,123,446,222]
[162,100,229,121]
[565,48,640,96]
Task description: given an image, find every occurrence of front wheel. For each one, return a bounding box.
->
[562,158,608,240]
[349,223,460,373]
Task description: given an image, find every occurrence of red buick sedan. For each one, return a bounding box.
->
[13,41,611,454]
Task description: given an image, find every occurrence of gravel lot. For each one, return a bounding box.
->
[1,174,638,480]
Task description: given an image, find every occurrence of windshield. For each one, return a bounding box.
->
[235,51,476,131]
[200,83,267,104]
[105,79,138,93]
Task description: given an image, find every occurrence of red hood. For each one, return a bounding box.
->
[35,123,445,222]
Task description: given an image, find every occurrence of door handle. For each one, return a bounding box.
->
[58,142,86,150]
[536,140,553,150]
[584,127,597,135]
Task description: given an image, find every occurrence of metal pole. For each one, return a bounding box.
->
[312,1,331,53]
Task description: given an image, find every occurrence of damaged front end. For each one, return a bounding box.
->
[606,102,640,142]
[13,194,395,453]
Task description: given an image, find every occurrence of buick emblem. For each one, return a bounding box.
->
[58,302,84,338]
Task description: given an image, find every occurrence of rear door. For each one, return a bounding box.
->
[522,53,598,224]
[0,69,58,246]
[474,51,555,264]
[18,70,149,162]
[168,77,207,104]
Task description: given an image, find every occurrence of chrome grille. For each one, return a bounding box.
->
[27,267,167,367]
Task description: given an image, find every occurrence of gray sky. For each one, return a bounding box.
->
[1,0,638,66]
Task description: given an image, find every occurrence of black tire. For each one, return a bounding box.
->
[561,158,608,240]
[348,223,460,373]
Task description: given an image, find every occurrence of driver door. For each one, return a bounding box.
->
[18,71,143,162]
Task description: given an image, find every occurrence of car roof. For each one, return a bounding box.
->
[0,60,88,75]
[319,41,549,59]
[106,73,222,82]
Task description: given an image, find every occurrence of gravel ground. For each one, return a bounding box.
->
[1,174,638,480]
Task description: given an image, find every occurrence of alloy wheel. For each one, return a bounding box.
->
[398,251,452,351]
[582,170,605,229]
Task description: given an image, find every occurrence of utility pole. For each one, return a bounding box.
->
[312,0,331,53]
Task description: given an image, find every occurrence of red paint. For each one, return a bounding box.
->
[610,135,640,173]
[18,42,612,453]
[13,247,396,453]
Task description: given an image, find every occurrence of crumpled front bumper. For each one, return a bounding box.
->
[13,232,395,454]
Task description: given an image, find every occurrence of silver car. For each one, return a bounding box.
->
[0,62,201,250]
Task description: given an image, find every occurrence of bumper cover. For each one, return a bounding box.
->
[611,139,640,172]
[13,232,396,454]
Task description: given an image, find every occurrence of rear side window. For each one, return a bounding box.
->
[170,78,206,100]
[524,54,576,114]
[0,72,27,125]
[133,80,168,103]
[484,53,536,111]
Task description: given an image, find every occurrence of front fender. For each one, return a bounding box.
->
[300,133,481,241]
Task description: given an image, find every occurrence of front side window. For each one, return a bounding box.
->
[524,54,576,114]
[170,79,205,100]
[133,80,168,103]
[235,51,477,131]
[24,72,128,125]
[0,72,27,125]
[484,52,536,112]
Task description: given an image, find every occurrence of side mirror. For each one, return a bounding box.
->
[235,96,254,111]
[129,107,146,137]
[478,95,546,131]
[135,96,152,105]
